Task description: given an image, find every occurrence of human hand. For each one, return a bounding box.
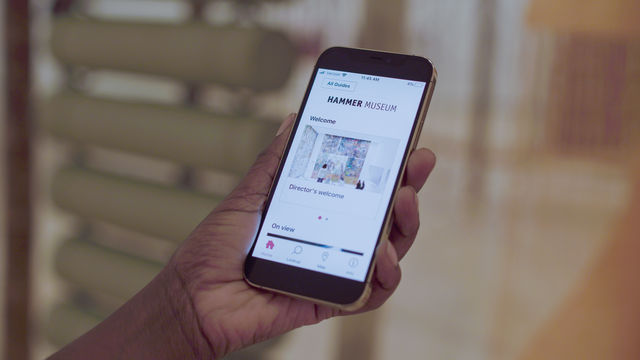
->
[169,113,436,357]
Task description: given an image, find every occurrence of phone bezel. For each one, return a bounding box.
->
[244,47,435,308]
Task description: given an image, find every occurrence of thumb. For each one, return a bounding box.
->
[218,113,296,213]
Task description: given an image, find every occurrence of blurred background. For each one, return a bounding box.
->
[2,0,640,359]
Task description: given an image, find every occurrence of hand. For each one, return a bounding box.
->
[48,113,436,360]
[170,113,436,357]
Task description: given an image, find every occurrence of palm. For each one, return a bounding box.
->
[174,199,341,355]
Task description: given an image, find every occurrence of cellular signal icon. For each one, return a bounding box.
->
[342,73,347,77]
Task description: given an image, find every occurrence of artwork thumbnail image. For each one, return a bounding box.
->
[288,125,399,193]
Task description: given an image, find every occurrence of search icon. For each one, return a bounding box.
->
[292,245,303,255]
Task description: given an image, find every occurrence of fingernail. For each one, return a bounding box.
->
[386,241,398,267]
[276,113,296,136]
[413,191,419,209]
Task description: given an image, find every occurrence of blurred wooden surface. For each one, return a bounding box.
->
[544,36,640,158]
[4,0,32,360]
[528,0,640,37]
[518,155,640,359]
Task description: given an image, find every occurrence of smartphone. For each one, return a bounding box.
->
[244,47,436,310]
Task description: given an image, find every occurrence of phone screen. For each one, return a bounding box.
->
[249,68,427,282]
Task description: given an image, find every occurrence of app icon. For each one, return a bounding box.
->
[321,251,329,261]
[348,258,359,268]
[266,240,274,250]
[292,245,303,255]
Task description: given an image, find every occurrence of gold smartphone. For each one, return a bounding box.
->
[244,47,436,310]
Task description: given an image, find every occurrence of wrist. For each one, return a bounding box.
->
[155,264,215,359]
[49,264,214,360]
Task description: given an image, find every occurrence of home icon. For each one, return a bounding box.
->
[266,240,275,250]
